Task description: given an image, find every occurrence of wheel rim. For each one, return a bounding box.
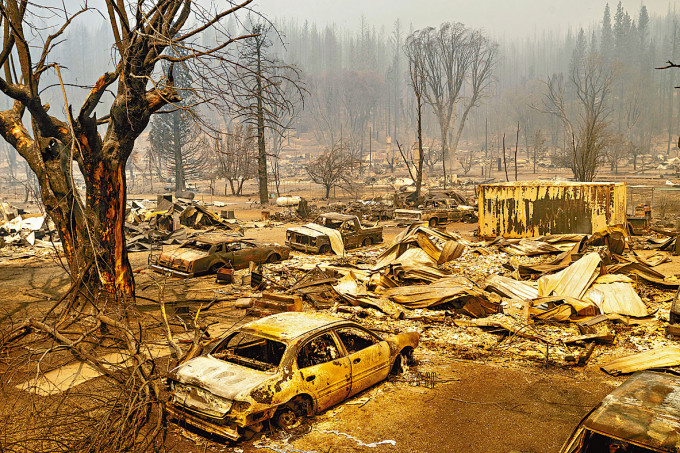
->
[277,408,300,430]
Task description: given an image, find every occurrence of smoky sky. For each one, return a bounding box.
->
[255,0,675,37]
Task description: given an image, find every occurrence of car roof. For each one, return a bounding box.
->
[319,212,355,221]
[194,234,252,244]
[239,312,346,342]
[581,371,680,450]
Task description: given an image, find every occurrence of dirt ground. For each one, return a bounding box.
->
[0,213,649,453]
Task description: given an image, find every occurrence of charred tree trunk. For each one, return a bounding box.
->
[256,43,269,205]
[415,96,425,200]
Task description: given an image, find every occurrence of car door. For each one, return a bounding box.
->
[231,241,258,268]
[340,221,359,248]
[335,326,391,397]
[295,332,351,411]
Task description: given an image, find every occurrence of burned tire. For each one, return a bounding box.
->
[362,237,372,248]
[391,348,415,375]
[428,217,438,228]
[273,396,312,433]
[266,253,280,263]
[209,262,224,274]
[319,244,331,254]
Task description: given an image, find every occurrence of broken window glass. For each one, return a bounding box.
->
[211,332,286,371]
[335,327,378,354]
[297,333,341,369]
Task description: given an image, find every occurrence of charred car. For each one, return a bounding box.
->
[560,371,680,453]
[285,213,383,254]
[166,312,419,441]
[395,197,477,228]
[152,233,289,277]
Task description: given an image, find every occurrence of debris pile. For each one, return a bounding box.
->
[236,223,680,376]
[125,196,243,251]
[0,203,60,258]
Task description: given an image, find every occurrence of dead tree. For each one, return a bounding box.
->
[214,123,258,196]
[404,33,427,199]
[544,53,614,182]
[305,144,357,199]
[407,23,497,187]
[231,22,304,205]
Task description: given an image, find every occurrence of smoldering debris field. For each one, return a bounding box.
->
[3,178,680,453]
[5,1,680,452]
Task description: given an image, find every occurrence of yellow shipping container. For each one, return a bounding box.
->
[478,181,627,238]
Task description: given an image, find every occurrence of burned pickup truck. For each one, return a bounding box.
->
[395,197,477,227]
[152,233,289,277]
[285,213,383,254]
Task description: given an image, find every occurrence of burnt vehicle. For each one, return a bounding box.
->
[395,198,477,227]
[152,233,289,277]
[560,371,680,453]
[166,312,419,441]
[285,213,383,254]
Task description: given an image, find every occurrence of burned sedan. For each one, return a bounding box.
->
[152,233,289,277]
[560,371,680,453]
[166,312,419,441]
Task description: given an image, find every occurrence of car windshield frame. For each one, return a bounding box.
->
[209,330,288,372]
[180,240,213,252]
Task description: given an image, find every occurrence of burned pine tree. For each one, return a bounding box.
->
[148,55,208,194]
[231,22,304,205]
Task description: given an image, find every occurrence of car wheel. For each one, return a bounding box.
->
[362,237,371,248]
[428,217,438,228]
[209,263,224,274]
[266,253,280,263]
[274,396,312,433]
[391,348,415,375]
[319,244,331,254]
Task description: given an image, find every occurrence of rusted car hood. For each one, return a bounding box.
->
[287,226,327,238]
[160,248,208,263]
[169,356,273,400]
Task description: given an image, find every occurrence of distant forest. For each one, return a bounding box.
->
[2,1,679,182]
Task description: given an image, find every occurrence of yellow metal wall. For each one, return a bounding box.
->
[478,182,627,238]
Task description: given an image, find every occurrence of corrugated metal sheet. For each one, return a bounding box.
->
[478,181,627,238]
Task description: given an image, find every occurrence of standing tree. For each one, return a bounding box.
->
[404,32,427,199]
[232,21,304,205]
[0,2,260,451]
[214,122,257,196]
[147,56,207,193]
[305,144,357,199]
[407,23,497,185]
[0,0,256,302]
[544,52,614,181]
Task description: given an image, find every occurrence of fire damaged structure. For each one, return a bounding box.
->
[478,181,627,238]
[166,312,419,441]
